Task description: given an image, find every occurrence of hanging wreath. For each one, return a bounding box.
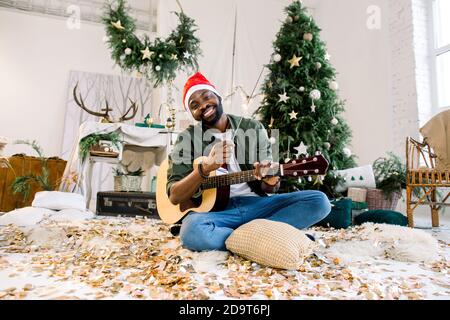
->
[102,0,201,87]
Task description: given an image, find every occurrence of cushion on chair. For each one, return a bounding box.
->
[420,108,450,170]
[354,210,408,226]
[225,219,315,270]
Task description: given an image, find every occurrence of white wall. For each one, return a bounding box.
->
[0,8,122,157]
[312,0,393,165]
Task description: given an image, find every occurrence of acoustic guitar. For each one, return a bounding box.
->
[156,155,329,224]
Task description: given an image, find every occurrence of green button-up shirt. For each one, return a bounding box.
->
[166,114,273,199]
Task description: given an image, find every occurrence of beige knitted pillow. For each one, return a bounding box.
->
[225,219,315,270]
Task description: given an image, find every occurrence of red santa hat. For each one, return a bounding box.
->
[182,72,221,112]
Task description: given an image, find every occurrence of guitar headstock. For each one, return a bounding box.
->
[281,154,329,178]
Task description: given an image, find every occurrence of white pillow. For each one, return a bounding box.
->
[335,165,376,193]
[49,209,95,222]
[32,191,86,211]
[0,207,55,226]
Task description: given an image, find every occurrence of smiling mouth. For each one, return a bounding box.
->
[203,106,216,118]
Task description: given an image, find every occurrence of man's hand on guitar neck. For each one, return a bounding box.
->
[254,161,281,194]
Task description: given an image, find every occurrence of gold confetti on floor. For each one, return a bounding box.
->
[0,217,449,300]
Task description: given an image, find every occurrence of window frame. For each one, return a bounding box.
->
[429,0,450,112]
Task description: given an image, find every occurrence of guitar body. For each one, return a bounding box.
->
[156,158,223,224]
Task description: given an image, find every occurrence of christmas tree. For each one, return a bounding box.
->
[256,1,357,198]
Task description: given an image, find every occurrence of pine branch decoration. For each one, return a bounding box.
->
[102,0,201,87]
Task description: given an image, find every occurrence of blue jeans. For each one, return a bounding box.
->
[180,190,332,252]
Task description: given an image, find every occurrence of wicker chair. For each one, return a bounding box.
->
[406,137,450,228]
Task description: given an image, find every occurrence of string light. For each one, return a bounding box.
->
[223,66,267,111]
[223,85,265,110]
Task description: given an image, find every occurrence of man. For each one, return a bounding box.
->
[167,72,331,252]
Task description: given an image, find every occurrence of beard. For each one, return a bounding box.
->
[201,100,224,127]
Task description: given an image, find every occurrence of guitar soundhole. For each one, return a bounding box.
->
[179,197,202,212]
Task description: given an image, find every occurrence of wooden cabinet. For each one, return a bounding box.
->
[0,155,66,212]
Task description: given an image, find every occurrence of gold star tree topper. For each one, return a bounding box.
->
[111,20,125,30]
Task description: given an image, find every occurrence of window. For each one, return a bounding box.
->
[432,0,450,109]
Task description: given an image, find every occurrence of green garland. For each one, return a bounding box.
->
[102,0,201,87]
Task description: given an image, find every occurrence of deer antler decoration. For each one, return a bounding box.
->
[73,82,139,123]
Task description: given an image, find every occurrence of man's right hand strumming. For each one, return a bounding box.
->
[168,140,235,205]
[201,140,235,175]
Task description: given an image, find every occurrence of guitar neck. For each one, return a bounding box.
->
[201,169,265,190]
[199,155,329,190]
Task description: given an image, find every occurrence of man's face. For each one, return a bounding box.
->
[188,89,223,126]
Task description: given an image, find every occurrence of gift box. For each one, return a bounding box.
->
[347,187,367,202]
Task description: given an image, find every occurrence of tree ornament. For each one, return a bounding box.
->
[315,62,322,70]
[155,65,161,71]
[311,104,316,113]
[141,47,153,60]
[325,52,331,60]
[269,137,277,144]
[309,89,321,101]
[171,54,178,60]
[329,81,339,91]
[331,117,339,126]
[273,53,282,62]
[286,16,293,23]
[303,33,313,41]
[122,39,126,43]
[294,142,308,156]
[124,48,132,55]
[278,92,290,103]
[289,110,298,120]
[111,20,125,30]
[324,142,331,150]
[299,86,305,92]
[343,148,352,157]
[183,51,191,59]
[120,54,126,61]
[288,54,303,69]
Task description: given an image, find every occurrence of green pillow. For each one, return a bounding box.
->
[316,198,352,229]
[354,210,408,226]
